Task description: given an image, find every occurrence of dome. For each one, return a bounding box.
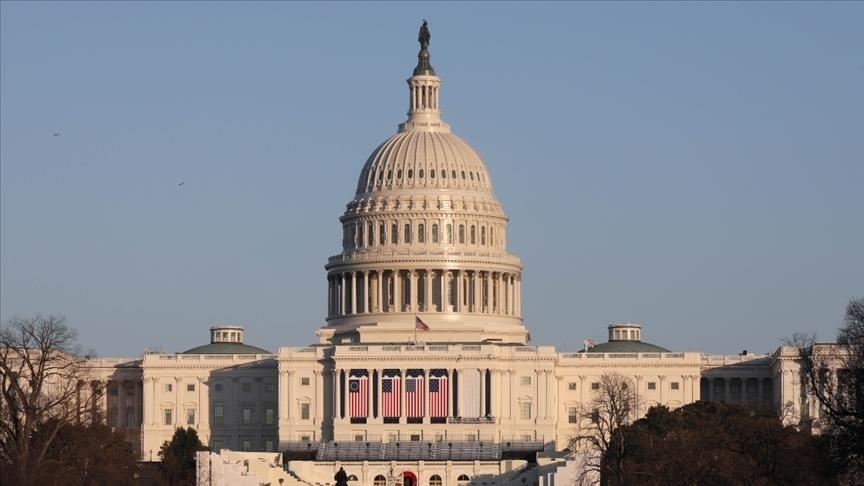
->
[581,323,670,353]
[355,130,494,196]
[182,325,272,355]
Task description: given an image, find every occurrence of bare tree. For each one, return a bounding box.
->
[786,297,864,484]
[568,373,640,486]
[0,315,100,486]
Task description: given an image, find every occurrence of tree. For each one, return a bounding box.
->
[159,426,208,486]
[32,420,138,486]
[787,297,864,483]
[603,401,834,486]
[0,314,99,486]
[567,373,640,485]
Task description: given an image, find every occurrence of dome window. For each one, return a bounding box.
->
[452,170,457,179]
[379,224,386,246]
[481,226,486,245]
[430,169,435,179]
[408,169,413,179]
[391,224,398,244]
[432,223,439,243]
[387,170,393,180]
[417,223,425,243]
[459,224,465,244]
[397,169,403,179]
[441,170,446,179]
[368,223,374,246]
[419,169,424,178]
[462,170,466,179]
[470,225,476,244]
[403,224,411,243]
[469,172,474,181]
[445,223,452,244]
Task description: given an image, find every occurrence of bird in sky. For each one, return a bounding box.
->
[53,132,61,137]
[178,182,185,187]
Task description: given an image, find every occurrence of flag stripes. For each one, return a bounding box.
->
[348,374,368,418]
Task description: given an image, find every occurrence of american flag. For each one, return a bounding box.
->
[429,373,448,418]
[406,375,424,418]
[415,316,430,331]
[348,375,368,418]
[382,373,401,418]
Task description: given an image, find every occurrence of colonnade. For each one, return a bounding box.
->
[700,376,774,406]
[327,269,520,318]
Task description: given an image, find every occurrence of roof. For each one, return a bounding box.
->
[582,340,670,353]
[181,342,272,355]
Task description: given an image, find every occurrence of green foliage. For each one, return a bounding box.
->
[159,427,208,486]
[603,401,835,486]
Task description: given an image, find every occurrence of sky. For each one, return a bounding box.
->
[1,1,862,357]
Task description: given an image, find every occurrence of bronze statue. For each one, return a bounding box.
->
[334,467,349,486]
[419,20,430,50]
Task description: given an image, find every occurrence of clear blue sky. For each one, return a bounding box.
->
[2,1,861,357]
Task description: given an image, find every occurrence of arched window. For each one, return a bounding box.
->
[418,223,425,243]
[445,223,452,244]
[432,223,439,244]
[481,226,486,245]
[348,475,358,481]
[490,227,494,246]
[357,224,364,248]
[429,475,443,486]
[368,223,374,246]
[379,223,386,246]
[457,474,471,483]
[373,475,387,486]
[391,224,398,244]
[404,223,411,243]
[470,225,476,244]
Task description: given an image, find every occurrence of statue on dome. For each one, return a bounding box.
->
[334,467,349,486]
[419,20,431,50]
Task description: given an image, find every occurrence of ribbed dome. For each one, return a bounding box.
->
[355,130,494,196]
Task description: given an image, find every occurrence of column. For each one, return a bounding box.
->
[409,271,418,312]
[351,272,357,314]
[279,370,291,420]
[368,369,375,420]
[340,273,347,315]
[400,368,408,424]
[118,379,126,427]
[423,368,430,423]
[198,377,209,430]
[473,272,481,313]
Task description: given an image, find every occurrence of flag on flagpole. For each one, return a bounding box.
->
[415,316,430,331]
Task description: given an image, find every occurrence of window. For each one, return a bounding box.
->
[126,383,136,396]
[163,409,173,425]
[391,223,398,244]
[164,383,173,393]
[354,434,364,441]
[521,435,532,442]
[568,407,578,424]
[459,224,465,243]
[470,225,476,244]
[591,408,600,423]
[568,382,577,391]
[241,406,253,425]
[466,433,477,441]
[647,382,657,390]
[457,474,471,483]
[432,223,439,243]
[187,383,195,392]
[434,433,444,442]
[186,408,196,425]
[404,224,411,243]
[301,377,311,386]
[410,434,421,442]
[264,407,275,425]
[264,382,275,393]
[671,382,680,390]
[418,223,425,243]
[481,226,486,245]
[126,407,135,426]
[242,382,252,392]
[445,223,452,243]
[214,383,223,392]
[241,439,251,452]
[265,439,275,452]
[108,407,118,426]
[591,382,600,390]
[520,402,532,419]
[429,475,443,486]
[212,438,224,451]
[374,475,387,486]
[300,435,311,442]
[368,223,374,246]
[213,402,224,425]
[521,376,532,386]
[379,223,386,245]
[301,403,310,420]
[108,386,118,396]
[387,434,397,443]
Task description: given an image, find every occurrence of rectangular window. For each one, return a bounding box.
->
[355,434,365,442]
[241,407,253,425]
[187,383,195,392]
[434,434,444,442]
[126,383,136,396]
[264,382,275,393]
[301,435,311,442]
[163,409,173,426]
[466,434,477,442]
[126,407,135,426]
[108,386,118,396]
[241,439,251,452]
[214,402,224,425]
[521,376,532,386]
[301,377,310,386]
[264,407,275,425]
[591,382,600,390]
[391,223,398,244]
[647,382,657,390]
[521,435,533,442]
[265,439,275,452]
[671,382,680,390]
[568,382,577,391]
[404,224,411,243]
[418,224,425,243]
[186,408,196,425]
[164,383,173,393]
[301,403,310,420]
[410,434,421,442]
[388,434,397,443]
[568,407,578,424]
[212,438,224,451]
[242,383,252,392]
[520,402,532,419]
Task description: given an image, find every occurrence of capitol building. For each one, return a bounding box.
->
[88,24,817,486]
